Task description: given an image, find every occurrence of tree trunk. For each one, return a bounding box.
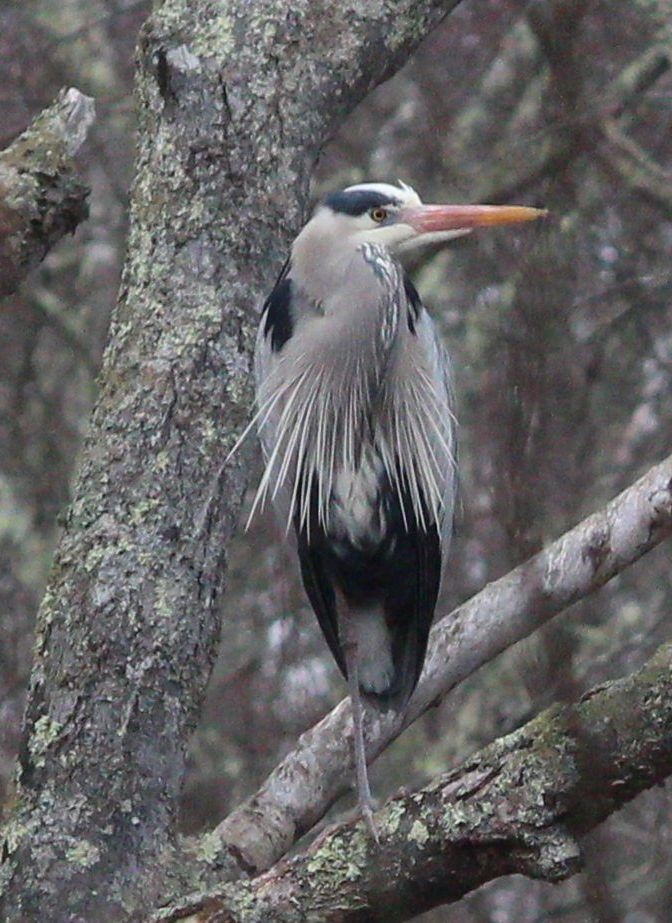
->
[0,2,461,919]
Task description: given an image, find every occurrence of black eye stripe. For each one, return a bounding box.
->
[324,189,401,217]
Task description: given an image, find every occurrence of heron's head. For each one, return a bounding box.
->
[305,181,545,255]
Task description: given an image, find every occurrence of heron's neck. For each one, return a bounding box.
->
[291,234,356,305]
[291,212,398,300]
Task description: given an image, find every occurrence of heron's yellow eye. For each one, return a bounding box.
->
[370,207,388,223]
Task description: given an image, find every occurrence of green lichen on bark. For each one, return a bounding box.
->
[159,645,672,923]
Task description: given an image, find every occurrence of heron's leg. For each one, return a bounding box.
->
[342,620,379,843]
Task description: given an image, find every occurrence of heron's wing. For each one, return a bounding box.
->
[253,258,297,530]
[295,519,347,680]
[404,273,458,566]
[257,257,292,357]
[254,257,291,404]
[378,473,441,708]
[376,275,457,705]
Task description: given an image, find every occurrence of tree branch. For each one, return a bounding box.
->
[449,32,670,206]
[208,454,672,875]
[0,87,95,297]
[598,116,672,218]
[156,642,672,922]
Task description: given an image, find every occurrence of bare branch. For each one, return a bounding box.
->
[28,284,99,376]
[212,454,672,874]
[157,642,672,922]
[606,45,669,120]
[450,30,670,205]
[598,117,672,218]
[0,87,95,296]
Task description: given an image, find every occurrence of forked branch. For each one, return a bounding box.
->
[202,455,672,876]
[158,642,672,922]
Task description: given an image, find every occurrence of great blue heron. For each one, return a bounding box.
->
[250,181,544,837]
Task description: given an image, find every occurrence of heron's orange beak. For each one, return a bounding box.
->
[399,204,547,233]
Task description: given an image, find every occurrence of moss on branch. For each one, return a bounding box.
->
[157,644,672,923]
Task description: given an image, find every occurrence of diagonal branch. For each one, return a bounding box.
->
[158,642,672,922]
[0,87,95,297]
[206,454,672,876]
[598,116,672,219]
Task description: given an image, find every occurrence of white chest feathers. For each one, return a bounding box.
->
[329,449,387,549]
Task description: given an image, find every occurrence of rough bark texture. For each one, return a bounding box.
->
[156,643,672,922]
[0,2,462,920]
[0,87,95,296]
[210,454,672,874]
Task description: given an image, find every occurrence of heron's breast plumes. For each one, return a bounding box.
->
[251,325,455,541]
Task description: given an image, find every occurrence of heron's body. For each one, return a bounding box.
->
[256,235,455,704]
[251,182,544,835]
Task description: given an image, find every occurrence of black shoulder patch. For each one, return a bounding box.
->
[403,273,423,334]
[324,189,400,217]
[262,260,293,352]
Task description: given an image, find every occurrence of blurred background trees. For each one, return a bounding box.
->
[1,1,671,919]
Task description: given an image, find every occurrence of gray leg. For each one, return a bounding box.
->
[343,624,379,843]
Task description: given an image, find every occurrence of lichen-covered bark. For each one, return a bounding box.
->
[0,2,462,920]
[0,87,94,296]
[155,643,672,922]
[208,454,672,875]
